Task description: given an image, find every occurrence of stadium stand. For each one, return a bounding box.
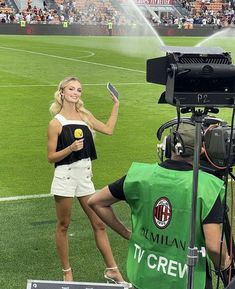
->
[0,0,234,27]
[0,0,13,14]
[192,0,223,13]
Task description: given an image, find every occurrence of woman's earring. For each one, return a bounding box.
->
[60,93,64,101]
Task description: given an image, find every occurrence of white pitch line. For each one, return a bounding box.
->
[73,50,95,59]
[0,190,100,202]
[0,193,52,202]
[0,45,145,74]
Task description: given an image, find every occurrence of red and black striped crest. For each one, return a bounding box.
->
[153,197,172,229]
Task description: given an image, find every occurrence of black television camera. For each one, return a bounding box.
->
[156,116,235,177]
[202,117,235,168]
[147,45,235,176]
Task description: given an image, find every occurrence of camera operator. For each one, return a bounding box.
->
[88,123,231,289]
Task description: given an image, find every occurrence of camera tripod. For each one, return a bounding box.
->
[185,107,235,289]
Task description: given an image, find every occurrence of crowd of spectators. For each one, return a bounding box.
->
[0,0,130,25]
[0,0,234,28]
[173,0,235,27]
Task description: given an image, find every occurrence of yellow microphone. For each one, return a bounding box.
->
[74,128,83,139]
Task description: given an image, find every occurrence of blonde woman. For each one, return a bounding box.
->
[47,76,130,286]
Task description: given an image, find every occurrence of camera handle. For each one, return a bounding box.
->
[186,109,205,289]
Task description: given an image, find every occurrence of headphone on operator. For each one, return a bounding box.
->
[156,118,195,159]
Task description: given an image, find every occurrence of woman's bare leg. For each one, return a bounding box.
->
[79,195,125,282]
[54,196,73,281]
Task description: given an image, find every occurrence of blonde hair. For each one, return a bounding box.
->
[49,76,93,128]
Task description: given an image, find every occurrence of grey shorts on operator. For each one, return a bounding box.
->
[50,158,95,197]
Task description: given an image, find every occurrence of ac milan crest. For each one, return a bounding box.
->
[153,197,172,229]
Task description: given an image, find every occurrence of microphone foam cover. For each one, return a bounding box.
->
[74,128,83,139]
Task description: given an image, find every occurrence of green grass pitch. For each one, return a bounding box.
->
[0,34,234,289]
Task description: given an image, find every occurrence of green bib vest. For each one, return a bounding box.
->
[20,20,26,27]
[124,162,224,289]
[108,22,113,29]
[63,21,68,28]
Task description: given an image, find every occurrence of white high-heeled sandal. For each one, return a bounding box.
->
[104,267,132,288]
[62,267,73,281]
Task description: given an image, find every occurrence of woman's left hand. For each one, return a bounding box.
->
[110,93,119,104]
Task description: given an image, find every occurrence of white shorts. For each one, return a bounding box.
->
[50,158,95,197]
